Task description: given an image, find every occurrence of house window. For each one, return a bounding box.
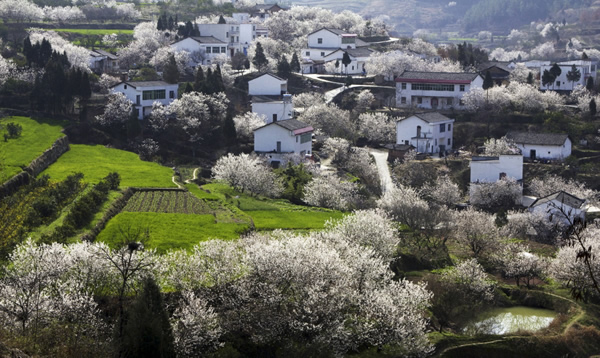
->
[556,81,561,87]
[440,123,445,132]
[447,98,452,106]
[448,124,451,131]
[142,90,166,100]
[221,47,226,53]
[273,114,277,122]
[321,52,325,57]
[212,47,220,53]
[305,51,310,56]
[341,37,355,44]
[448,138,451,145]
[300,133,311,143]
[499,172,507,179]
[124,84,127,89]
[401,82,406,90]
[460,84,465,91]
[411,83,454,91]
[417,97,422,104]
[352,66,354,70]
[318,38,323,44]
[169,91,174,99]
[401,97,406,104]
[231,36,235,42]
[206,47,212,53]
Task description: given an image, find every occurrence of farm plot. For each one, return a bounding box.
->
[122,190,211,214]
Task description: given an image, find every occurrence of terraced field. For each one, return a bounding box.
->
[122,190,210,214]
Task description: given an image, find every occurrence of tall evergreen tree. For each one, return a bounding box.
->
[194,66,205,92]
[163,54,179,84]
[277,56,291,78]
[587,76,595,92]
[549,63,562,89]
[342,52,351,74]
[526,72,534,85]
[157,16,164,31]
[590,98,597,117]
[23,37,32,66]
[566,64,581,89]
[542,69,555,89]
[582,51,589,60]
[218,15,226,24]
[252,42,269,72]
[482,71,494,90]
[119,277,175,358]
[222,112,236,145]
[288,53,299,74]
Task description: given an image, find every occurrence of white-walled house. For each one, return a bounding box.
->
[89,49,119,74]
[254,119,313,164]
[470,155,523,183]
[248,73,287,96]
[395,71,483,110]
[301,28,372,74]
[529,191,586,225]
[322,48,374,75]
[111,81,179,119]
[196,23,268,57]
[170,36,228,65]
[249,73,293,123]
[396,112,454,154]
[539,60,598,92]
[506,131,572,161]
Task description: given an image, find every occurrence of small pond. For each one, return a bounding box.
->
[462,306,557,335]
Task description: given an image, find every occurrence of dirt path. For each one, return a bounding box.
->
[184,168,200,184]
[369,148,393,193]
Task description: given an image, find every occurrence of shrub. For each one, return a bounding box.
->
[5,122,22,138]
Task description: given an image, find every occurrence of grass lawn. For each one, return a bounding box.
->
[0,116,66,183]
[54,29,134,35]
[41,144,176,188]
[202,183,346,230]
[250,210,345,230]
[97,212,248,252]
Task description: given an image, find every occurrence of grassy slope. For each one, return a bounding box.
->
[54,29,133,35]
[97,212,247,252]
[0,116,66,183]
[41,144,176,188]
[202,183,345,230]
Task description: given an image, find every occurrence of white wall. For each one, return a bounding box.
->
[539,64,589,91]
[530,200,584,225]
[518,139,571,160]
[308,29,343,49]
[396,116,454,153]
[396,76,482,110]
[252,101,294,123]
[171,38,228,65]
[254,125,312,154]
[112,82,178,119]
[470,155,523,183]
[248,74,287,95]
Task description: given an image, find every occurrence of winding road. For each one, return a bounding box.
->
[369,148,393,193]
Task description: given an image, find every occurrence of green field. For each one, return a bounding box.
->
[202,183,345,230]
[0,116,66,184]
[123,191,210,214]
[41,144,176,188]
[54,29,133,35]
[97,212,248,252]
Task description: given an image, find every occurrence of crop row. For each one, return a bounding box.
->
[122,191,210,214]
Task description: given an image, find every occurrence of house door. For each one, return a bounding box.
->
[431,97,438,109]
[136,95,140,105]
[276,141,281,153]
[530,149,536,159]
[439,145,445,154]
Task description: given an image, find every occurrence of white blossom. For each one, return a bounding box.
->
[95,92,132,126]
[303,173,359,210]
[233,112,266,141]
[452,207,499,257]
[212,153,282,197]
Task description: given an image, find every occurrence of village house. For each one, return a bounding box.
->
[247,3,286,19]
[89,49,119,74]
[170,36,228,65]
[253,119,313,165]
[195,23,268,57]
[506,131,572,161]
[470,154,523,183]
[539,60,598,92]
[396,112,454,154]
[111,81,179,119]
[395,71,483,110]
[477,61,515,85]
[301,28,371,74]
[529,191,586,226]
[248,73,293,123]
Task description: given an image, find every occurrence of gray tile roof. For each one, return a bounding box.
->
[396,71,480,82]
[506,131,569,146]
[190,36,226,44]
[345,47,374,57]
[251,95,284,103]
[401,112,453,123]
[477,61,512,73]
[530,191,586,209]
[274,119,312,131]
[116,81,173,88]
[94,49,118,60]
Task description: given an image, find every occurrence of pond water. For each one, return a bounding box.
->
[462,306,557,335]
